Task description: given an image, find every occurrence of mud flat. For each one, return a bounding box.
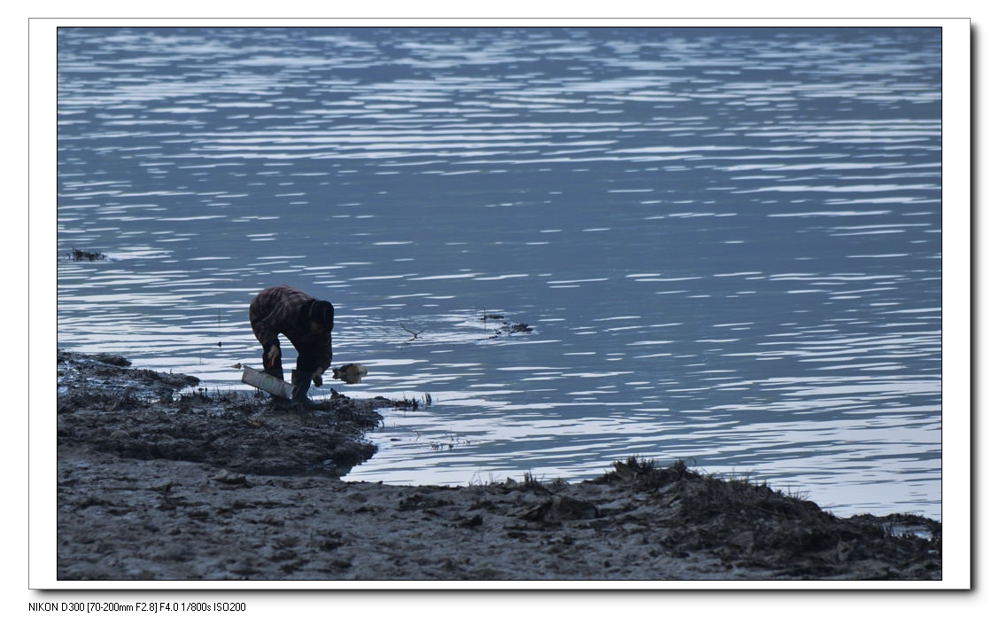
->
[57,350,384,478]
[56,352,941,582]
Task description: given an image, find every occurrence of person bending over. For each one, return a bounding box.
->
[249,285,334,406]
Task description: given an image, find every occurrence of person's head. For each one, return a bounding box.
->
[306,300,334,334]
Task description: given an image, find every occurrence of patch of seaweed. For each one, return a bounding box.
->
[67,248,108,261]
[594,456,692,490]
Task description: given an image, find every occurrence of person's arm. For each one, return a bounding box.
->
[249,290,283,367]
[251,320,281,367]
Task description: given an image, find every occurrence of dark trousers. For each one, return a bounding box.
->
[261,341,321,401]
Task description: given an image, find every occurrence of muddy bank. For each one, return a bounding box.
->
[55,352,941,582]
[58,350,392,476]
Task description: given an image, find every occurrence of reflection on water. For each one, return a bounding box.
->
[57,27,941,518]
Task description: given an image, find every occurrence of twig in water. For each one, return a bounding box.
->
[400,323,423,341]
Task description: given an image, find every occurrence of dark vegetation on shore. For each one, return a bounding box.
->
[55,351,941,581]
[591,457,940,579]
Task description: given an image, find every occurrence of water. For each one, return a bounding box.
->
[56,27,942,519]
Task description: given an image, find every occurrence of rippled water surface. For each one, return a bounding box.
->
[57,27,942,518]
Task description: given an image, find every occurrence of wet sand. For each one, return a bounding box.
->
[56,352,941,582]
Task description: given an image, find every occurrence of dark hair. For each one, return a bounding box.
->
[307,300,334,330]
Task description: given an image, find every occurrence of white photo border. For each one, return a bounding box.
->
[29,16,971,590]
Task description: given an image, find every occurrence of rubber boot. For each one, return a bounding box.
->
[291,369,314,408]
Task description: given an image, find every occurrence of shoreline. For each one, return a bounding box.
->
[56,352,941,581]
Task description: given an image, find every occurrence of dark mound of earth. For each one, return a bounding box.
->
[590,458,941,580]
[57,350,391,477]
